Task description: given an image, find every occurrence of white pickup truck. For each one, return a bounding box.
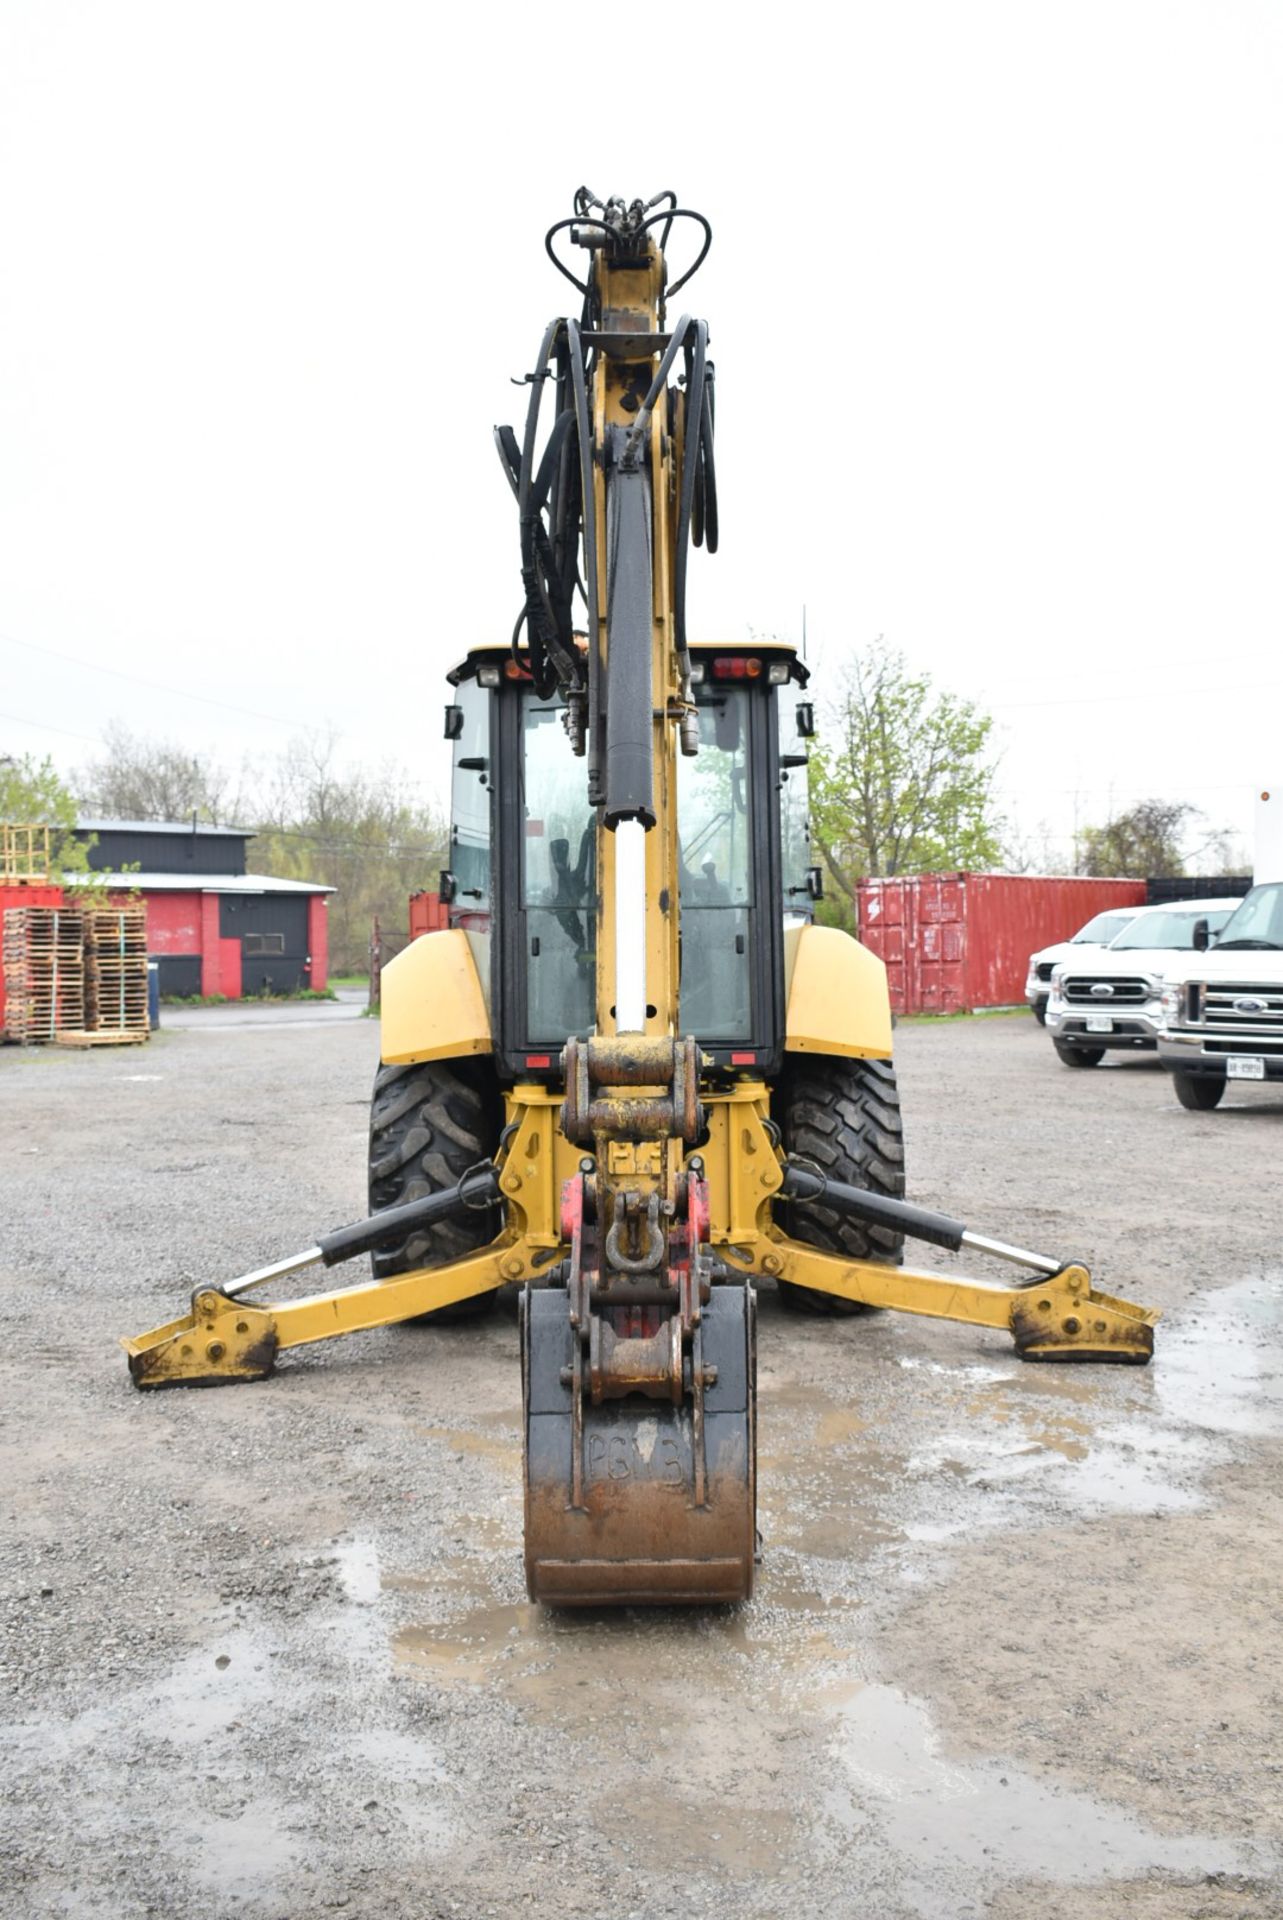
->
[1044,899,1241,1067]
[1024,906,1143,1024]
[1157,880,1283,1108]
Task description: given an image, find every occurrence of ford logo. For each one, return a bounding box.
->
[1234,996,1268,1015]
[1090,983,1115,998]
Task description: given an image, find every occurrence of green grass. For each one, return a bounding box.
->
[160,987,338,1007]
[897,1005,1033,1025]
[329,973,368,988]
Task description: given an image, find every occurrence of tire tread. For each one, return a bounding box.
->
[772,1053,906,1314]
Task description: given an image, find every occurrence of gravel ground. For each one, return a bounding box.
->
[2,1012,1281,1919]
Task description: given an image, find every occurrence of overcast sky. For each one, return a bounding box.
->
[1,1,1279,866]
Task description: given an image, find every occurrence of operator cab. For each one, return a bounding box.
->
[440,642,821,1082]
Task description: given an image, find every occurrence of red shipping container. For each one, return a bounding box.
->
[408,890,450,940]
[857,873,1148,1015]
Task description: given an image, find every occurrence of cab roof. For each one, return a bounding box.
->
[448,637,805,685]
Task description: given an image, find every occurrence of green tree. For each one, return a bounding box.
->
[0,752,95,883]
[1077,799,1192,878]
[809,642,1002,923]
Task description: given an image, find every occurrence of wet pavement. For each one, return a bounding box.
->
[2,1012,1281,1918]
[160,985,368,1030]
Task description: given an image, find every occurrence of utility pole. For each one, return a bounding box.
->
[369,914,381,1013]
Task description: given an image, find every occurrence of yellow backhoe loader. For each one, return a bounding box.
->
[123,190,1157,1605]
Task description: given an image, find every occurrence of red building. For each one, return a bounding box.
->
[78,819,332,998]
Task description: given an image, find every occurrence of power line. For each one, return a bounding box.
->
[994,779,1257,796]
[0,706,104,746]
[0,627,303,730]
[990,682,1283,712]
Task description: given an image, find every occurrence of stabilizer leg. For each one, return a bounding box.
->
[122,1242,530,1388]
[761,1239,1156,1363]
[766,1159,1159,1362]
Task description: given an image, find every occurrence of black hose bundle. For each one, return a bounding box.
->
[494,191,718,773]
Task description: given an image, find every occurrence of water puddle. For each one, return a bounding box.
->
[397,1602,538,1685]
[894,1276,1283,1543]
[151,1628,279,1739]
[7,1547,460,1904]
[815,1406,869,1446]
[334,1535,382,1605]
[816,1681,1261,1913]
[186,1807,301,1900]
[416,1422,521,1465]
[1153,1276,1283,1437]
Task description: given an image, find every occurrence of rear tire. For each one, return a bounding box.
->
[771,1054,906,1315]
[1172,1071,1225,1111]
[368,1057,503,1320]
[1053,1039,1105,1068]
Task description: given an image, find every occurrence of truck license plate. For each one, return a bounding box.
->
[1085,1017,1113,1034]
[1227,1056,1266,1080]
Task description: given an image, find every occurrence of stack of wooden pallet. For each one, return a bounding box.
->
[1,823,53,885]
[2,906,85,1043]
[79,907,150,1043]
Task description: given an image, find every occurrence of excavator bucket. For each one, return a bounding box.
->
[522,1283,756,1606]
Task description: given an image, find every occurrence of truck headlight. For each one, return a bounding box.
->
[1159,983,1182,1023]
[1050,966,1067,999]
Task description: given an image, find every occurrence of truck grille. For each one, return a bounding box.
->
[1035,962,1054,983]
[1063,975,1149,1005]
[1203,983,1283,1030]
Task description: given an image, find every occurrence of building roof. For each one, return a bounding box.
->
[95,871,333,896]
[78,817,252,838]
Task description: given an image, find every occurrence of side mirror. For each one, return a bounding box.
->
[806,865,824,902]
[444,704,464,741]
[795,701,816,739]
[439,869,458,905]
[1192,918,1209,951]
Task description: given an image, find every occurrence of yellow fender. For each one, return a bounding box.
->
[783,923,892,1060]
[380,929,492,1065]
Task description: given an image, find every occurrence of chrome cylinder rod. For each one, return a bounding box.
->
[958,1232,1061,1278]
[614,817,648,1033]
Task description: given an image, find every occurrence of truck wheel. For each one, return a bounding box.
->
[1172,1071,1225,1111]
[369,1057,503,1319]
[771,1054,905,1315]
[1032,998,1048,1026]
[1053,1039,1105,1068]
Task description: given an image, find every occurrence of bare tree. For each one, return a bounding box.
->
[73,721,242,824]
[251,731,447,974]
[1000,817,1075,875]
